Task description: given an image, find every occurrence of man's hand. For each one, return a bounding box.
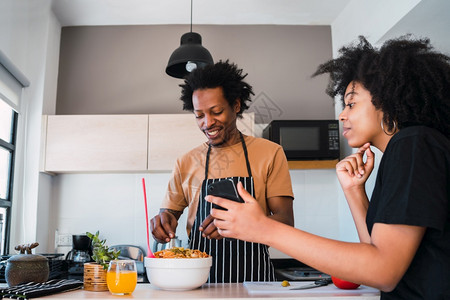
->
[150,209,181,243]
[199,214,224,240]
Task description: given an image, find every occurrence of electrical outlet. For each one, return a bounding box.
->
[57,234,72,247]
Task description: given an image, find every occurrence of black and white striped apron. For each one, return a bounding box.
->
[189,133,275,283]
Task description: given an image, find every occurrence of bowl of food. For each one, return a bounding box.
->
[145,247,212,291]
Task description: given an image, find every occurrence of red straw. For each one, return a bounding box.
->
[142,178,155,258]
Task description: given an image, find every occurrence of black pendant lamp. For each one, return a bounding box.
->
[165,0,213,79]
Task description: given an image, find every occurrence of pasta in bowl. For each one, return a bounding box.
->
[145,247,212,291]
[154,247,210,259]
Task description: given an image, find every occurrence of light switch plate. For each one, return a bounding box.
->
[57,233,72,247]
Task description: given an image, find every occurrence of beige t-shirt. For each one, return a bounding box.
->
[161,135,294,235]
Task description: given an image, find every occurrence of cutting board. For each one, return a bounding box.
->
[243,281,379,295]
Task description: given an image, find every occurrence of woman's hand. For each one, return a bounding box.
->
[206,182,268,243]
[336,143,374,243]
[336,143,374,191]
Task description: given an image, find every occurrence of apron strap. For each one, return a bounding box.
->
[240,132,253,178]
[204,143,212,179]
[204,131,252,180]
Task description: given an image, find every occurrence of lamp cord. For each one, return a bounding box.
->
[190,0,193,32]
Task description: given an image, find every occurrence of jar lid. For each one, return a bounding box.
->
[7,254,48,263]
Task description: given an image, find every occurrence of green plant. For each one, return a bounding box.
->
[86,231,120,270]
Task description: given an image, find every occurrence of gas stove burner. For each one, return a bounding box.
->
[275,267,331,281]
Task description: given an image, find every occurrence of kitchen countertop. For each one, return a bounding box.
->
[31,283,380,299]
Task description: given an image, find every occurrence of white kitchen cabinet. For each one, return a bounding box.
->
[148,113,254,171]
[41,113,254,173]
[43,115,148,172]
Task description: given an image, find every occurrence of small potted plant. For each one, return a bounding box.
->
[83,231,120,291]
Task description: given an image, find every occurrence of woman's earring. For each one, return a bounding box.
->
[381,120,397,136]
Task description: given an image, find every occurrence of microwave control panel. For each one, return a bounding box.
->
[328,129,340,150]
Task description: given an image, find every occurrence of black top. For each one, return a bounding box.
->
[367,126,450,300]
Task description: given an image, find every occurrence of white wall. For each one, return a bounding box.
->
[329,0,422,243]
[378,0,450,55]
[50,169,340,258]
[0,0,61,253]
[329,1,450,245]
[51,173,175,254]
[331,0,421,53]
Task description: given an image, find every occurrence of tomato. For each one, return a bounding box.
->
[331,276,361,289]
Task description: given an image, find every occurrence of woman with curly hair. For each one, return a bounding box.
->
[208,36,450,299]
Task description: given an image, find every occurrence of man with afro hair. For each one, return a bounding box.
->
[151,60,294,283]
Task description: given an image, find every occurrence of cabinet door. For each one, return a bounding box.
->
[44,115,148,172]
[148,113,254,171]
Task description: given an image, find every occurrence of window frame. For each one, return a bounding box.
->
[0,106,18,255]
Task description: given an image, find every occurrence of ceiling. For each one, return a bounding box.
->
[50,0,450,55]
[51,0,352,27]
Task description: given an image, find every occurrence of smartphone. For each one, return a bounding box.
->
[207,179,244,210]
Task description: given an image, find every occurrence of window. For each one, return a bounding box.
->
[0,99,17,255]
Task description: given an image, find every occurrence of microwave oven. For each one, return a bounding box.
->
[262,120,340,160]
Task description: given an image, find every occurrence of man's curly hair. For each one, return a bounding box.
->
[313,36,450,137]
[179,60,253,118]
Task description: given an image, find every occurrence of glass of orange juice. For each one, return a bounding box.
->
[107,260,137,295]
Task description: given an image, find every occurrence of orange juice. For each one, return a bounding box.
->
[106,270,137,294]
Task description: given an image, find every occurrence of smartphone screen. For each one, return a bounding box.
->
[207,179,244,210]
